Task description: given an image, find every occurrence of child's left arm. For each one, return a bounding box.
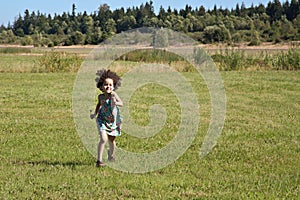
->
[112,91,123,107]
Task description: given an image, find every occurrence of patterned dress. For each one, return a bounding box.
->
[96,95,122,136]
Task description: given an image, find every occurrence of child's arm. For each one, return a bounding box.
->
[112,91,123,107]
[90,95,102,119]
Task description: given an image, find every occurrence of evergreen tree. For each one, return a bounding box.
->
[285,0,300,21]
[198,6,206,16]
[266,0,284,23]
[256,3,266,15]
[235,3,241,16]
[158,6,167,20]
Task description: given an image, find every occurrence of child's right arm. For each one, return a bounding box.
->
[90,95,102,119]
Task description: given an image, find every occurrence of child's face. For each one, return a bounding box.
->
[102,78,114,94]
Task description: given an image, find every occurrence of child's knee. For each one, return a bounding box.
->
[100,138,107,144]
[99,130,108,143]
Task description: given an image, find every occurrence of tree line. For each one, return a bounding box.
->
[0,0,299,47]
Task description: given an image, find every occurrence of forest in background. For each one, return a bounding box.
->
[0,0,299,47]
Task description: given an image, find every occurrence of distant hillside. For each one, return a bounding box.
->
[0,0,299,47]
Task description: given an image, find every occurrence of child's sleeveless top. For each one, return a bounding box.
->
[96,96,122,136]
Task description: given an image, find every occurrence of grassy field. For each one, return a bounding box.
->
[0,48,299,199]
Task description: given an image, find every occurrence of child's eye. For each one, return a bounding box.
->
[104,83,113,87]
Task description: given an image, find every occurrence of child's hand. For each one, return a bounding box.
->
[90,110,96,119]
[90,113,96,119]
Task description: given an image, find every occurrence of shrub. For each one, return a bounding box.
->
[211,48,247,70]
[33,50,83,72]
[211,47,300,71]
[20,36,33,46]
[116,49,184,63]
[271,48,300,70]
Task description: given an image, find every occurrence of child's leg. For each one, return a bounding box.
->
[108,135,116,160]
[97,130,108,162]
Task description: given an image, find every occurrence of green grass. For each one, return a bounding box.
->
[0,47,33,54]
[0,70,299,199]
[0,54,39,73]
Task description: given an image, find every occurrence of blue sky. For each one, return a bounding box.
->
[1,0,272,26]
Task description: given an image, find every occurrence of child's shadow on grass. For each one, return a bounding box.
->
[13,160,91,167]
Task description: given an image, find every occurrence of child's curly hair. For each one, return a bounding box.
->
[95,69,121,91]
